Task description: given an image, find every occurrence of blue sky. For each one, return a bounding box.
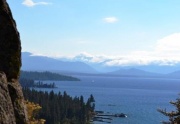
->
[7,0,180,66]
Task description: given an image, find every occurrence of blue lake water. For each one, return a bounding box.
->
[36,76,180,124]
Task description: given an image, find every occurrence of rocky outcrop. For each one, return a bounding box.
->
[0,73,16,124]
[8,80,28,124]
[0,72,28,124]
[0,0,21,81]
[0,0,28,124]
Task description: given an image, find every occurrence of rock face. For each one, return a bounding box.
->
[0,73,16,124]
[0,0,28,124]
[8,80,28,124]
[0,0,21,81]
[0,73,28,124]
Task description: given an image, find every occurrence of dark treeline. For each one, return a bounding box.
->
[19,71,80,88]
[20,71,80,81]
[34,81,56,88]
[20,78,56,88]
[23,88,95,124]
[19,78,34,87]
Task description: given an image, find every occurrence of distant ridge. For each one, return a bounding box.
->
[22,52,180,79]
[22,52,97,73]
[107,68,162,77]
[165,70,180,79]
[61,53,180,74]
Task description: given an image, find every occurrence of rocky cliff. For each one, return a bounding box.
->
[0,0,21,81]
[0,73,16,124]
[0,0,28,124]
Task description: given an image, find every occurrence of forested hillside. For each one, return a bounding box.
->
[23,88,95,124]
[20,71,80,81]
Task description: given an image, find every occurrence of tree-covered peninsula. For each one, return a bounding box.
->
[20,71,80,81]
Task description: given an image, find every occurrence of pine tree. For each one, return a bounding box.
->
[158,95,180,124]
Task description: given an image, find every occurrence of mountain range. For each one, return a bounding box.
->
[22,52,180,78]
[22,52,97,73]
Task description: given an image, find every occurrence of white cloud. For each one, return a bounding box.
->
[29,33,180,66]
[71,33,180,66]
[155,33,180,52]
[22,0,52,7]
[121,33,180,66]
[103,17,118,23]
[73,52,110,63]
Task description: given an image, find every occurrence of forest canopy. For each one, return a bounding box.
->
[20,71,80,81]
[23,88,95,124]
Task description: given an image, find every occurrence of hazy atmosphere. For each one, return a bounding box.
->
[3,1,180,124]
[8,0,180,66]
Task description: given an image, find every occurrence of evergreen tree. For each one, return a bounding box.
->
[158,95,180,124]
[23,88,95,124]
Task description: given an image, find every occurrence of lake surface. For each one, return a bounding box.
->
[36,76,180,124]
